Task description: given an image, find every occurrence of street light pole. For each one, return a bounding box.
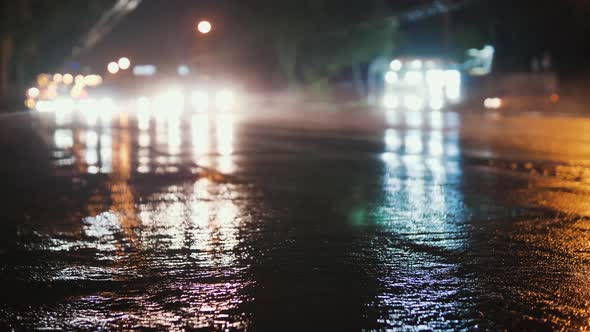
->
[440,0,452,58]
[193,19,213,69]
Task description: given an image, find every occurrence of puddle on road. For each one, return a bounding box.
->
[36,110,237,178]
[3,176,258,330]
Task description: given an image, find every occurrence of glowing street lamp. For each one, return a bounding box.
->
[197,20,212,34]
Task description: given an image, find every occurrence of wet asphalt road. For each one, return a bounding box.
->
[1,105,590,331]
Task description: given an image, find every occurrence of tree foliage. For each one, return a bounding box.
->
[232,0,397,87]
[0,0,113,99]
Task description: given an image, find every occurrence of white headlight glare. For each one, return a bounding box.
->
[215,90,235,111]
[191,90,209,111]
[154,89,184,115]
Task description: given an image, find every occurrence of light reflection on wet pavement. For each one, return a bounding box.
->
[1,107,590,330]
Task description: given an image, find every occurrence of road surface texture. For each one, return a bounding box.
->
[1,105,590,330]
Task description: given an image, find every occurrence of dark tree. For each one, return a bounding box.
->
[0,0,114,105]
[230,0,397,89]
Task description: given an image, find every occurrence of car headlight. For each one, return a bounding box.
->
[136,96,151,109]
[155,89,184,113]
[215,89,235,111]
[191,91,209,111]
[484,97,502,109]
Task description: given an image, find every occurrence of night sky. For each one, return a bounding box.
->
[76,0,590,78]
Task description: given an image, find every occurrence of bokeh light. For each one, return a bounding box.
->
[27,87,40,99]
[197,20,212,34]
[118,57,131,70]
[63,73,74,85]
[390,59,403,71]
[107,62,120,74]
[384,71,398,84]
[84,75,103,87]
[75,74,85,85]
[52,73,63,83]
[36,74,50,87]
[25,98,36,109]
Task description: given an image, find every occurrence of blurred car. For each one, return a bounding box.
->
[482,94,559,111]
